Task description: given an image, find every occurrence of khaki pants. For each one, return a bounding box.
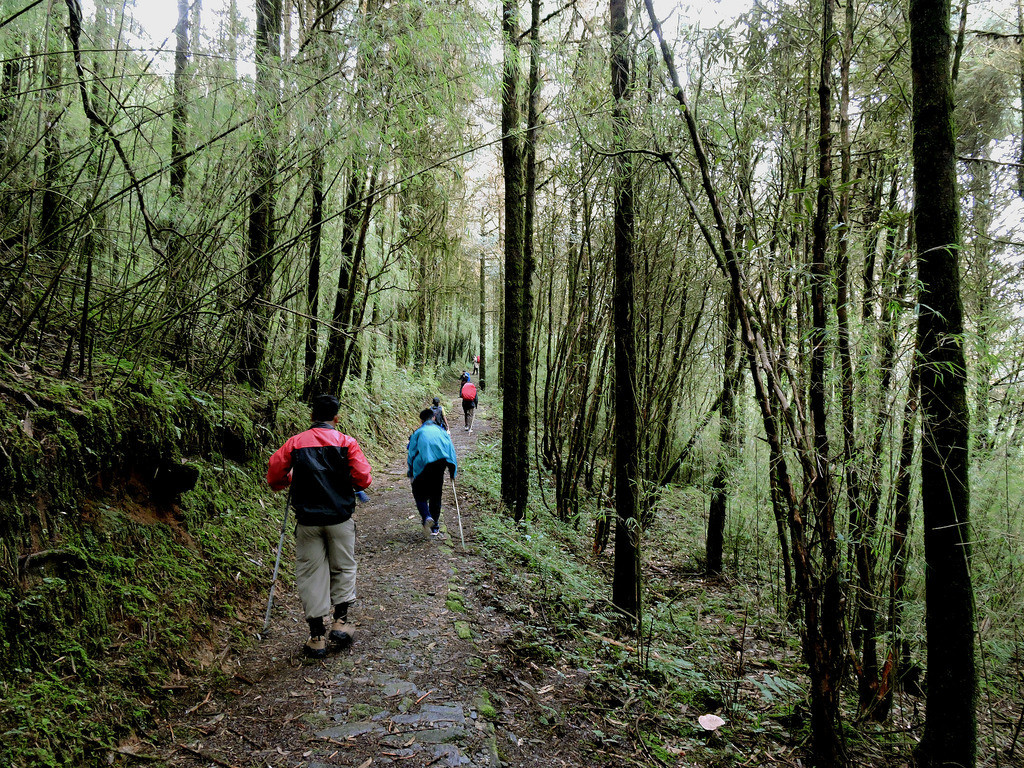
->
[295,519,356,620]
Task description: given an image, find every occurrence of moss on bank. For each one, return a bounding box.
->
[0,364,428,767]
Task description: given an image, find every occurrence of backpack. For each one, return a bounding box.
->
[431,404,445,427]
[461,382,477,402]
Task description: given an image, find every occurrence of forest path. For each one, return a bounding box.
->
[150,398,597,768]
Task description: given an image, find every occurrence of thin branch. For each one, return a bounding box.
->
[959,155,1024,168]
[0,0,46,30]
[516,0,579,43]
[63,0,164,258]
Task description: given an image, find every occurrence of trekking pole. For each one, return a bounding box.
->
[262,489,292,633]
[450,478,466,550]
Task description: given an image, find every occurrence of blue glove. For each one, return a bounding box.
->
[355,490,369,503]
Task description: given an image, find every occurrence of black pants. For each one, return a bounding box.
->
[412,459,448,523]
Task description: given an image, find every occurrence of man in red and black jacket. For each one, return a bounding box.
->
[266,395,373,659]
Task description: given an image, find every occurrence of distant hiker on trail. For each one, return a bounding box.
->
[459,371,470,390]
[266,394,373,659]
[407,408,458,538]
[472,355,479,376]
[460,380,478,432]
[430,397,449,432]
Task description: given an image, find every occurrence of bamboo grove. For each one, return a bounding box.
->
[2,0,1023,765]
[0,0,489,390]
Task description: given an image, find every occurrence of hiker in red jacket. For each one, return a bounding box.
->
[460,380,478,432]
[266,395,373,659]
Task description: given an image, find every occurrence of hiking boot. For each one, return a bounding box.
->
[329,619,355,646]
[430,528,440,538]
[303,635,327,659]
[423,516,434,536]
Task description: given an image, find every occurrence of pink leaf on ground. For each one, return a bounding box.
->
[698,714,726,731]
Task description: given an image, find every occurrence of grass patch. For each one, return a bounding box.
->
[475,689,497,719]
[445,597,467,613]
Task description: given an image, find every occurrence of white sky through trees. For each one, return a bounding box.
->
[87,0,751,66]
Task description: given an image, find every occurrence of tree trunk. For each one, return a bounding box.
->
[806,0,846,758]
[166,0,192,366]
[316,158,377,396]
[497,258,504,388]
[227,0,239,78]
[416,245,428,364]
[874,356,921,719]
[479,249,487,391]
[500,0,527,520]
[856,219,908,718]
[338,169,379,387]
[968,158,994,455]
[70,0,112,378]
[305,146,324,390]
[706,290,738,577]
[237,0,282,387]
[0,45,21,130]
[910,0,977,759]
[39,6,64,254]
[327,167,364,386]
[836,0,882,717]
[517,0,541,518]
[610,0,640,627]
[302,0,333,392]
[767,449,794,598]
[951,0,969,85]
[365,301,378,385]
[1018,0,1024,194]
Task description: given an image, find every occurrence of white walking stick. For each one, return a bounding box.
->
[262,490,291,633]
[451,478,466,549]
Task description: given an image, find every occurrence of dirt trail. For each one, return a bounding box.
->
[151,402,598,768]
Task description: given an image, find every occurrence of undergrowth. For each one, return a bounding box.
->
[458,435,816,766]
[0,361,435,767]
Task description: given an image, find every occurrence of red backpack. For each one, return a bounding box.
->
[461,382,477,402]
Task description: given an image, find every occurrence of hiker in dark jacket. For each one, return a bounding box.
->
[407,409,458,538]
[430,397,449,432]
[266,395,373,659]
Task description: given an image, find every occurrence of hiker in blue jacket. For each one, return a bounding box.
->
[407,408,458,538]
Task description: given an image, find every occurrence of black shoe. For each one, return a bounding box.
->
[304,635,327,659]
[329,619,354,646]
